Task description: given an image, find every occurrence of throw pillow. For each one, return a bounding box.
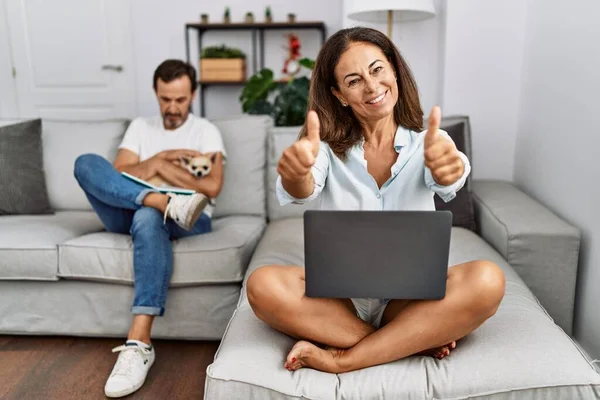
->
[434,122,477,232]
[0,119,53,215]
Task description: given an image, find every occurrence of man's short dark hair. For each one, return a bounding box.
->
[153,59,197,93]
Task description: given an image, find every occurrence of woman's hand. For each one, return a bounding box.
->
[277,110,321,183]
[424,106,464,186]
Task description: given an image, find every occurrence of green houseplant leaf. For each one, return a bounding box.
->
[201,45,246,59]
[298,58,315,70]
[272,77,310,126]
[247,99,274,115]
[239,68,277,113]
[240,59,314,126]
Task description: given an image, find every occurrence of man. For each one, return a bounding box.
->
[73,59,226,398]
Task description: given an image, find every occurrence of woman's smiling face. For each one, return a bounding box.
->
[332,42,399,122]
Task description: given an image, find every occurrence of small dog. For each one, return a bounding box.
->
[148,153,216,187]
[179,153,216,178]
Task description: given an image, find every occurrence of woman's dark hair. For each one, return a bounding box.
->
[153,59,197,93]
[301,27,423,159]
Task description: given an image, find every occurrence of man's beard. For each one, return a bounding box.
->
[163,112,187,130]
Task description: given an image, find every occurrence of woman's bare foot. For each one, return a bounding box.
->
[284,340,457,373]
[284,340,345,373]
[418,341,457,360]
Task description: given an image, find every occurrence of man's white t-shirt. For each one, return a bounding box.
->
[118,114,227,217]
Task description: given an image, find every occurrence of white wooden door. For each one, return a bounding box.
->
[5,0,135,120]
[0,0,19,118]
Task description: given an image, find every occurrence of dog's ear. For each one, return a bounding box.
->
[210,153,218,163]
[180,155,190,165]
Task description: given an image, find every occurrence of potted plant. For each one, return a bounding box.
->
[265,6,272,23]
[200,45,246,82]
[245,12,254,23]
[224,7,231,23]
[239,58,314,127]
[200,13,209,24]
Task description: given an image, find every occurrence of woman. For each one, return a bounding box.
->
[247,27,505,374]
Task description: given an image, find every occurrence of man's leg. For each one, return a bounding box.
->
[74,152,176,229]
[74,153,158,213]
[77,154,211,397]
[74,153,206,231]
[82,191,134,234]
[127,207,173,341]
[104,208,214,398]
[104,207,171,398]
[128,210,213,342]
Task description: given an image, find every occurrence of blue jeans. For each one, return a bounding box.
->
[73,153,212,316]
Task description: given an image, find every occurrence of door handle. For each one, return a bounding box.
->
[101,65,123,72]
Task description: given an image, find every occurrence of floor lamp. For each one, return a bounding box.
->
[346,0,436,38]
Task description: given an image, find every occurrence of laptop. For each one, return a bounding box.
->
[303,210,452,300]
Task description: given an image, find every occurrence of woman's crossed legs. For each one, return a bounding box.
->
[247,260,505,373]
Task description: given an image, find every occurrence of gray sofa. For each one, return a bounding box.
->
[1,115,599,399]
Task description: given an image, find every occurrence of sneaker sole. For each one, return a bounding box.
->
[183,195,209,230]
[104,357,155,398]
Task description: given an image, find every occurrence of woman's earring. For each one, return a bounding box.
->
[341,102,348,107]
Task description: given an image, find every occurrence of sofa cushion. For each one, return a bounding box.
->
[206,306,339,400]
[439,115,473,162]
[0,119,53,215]
[211,115,272,218]
[434,117,477,232]
[206,218,600,399]
[0,211,104,280]
[0,280,241,340]
[58,216,265,285]
[42,119,129,211]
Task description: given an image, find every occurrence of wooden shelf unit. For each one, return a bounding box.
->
[185,21,326,117]
[198,79,290,86]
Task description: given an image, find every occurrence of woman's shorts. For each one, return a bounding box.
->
[350,297,392,329]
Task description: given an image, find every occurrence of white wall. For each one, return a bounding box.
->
[131,0,343,119]
[343,0,446,115]
[514,0,600,359]
[0,0,19,118]
[442,0,528,180]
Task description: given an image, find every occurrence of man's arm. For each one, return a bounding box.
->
[113,149,163,180]
[113,148,207,181]
[156,152,224,198]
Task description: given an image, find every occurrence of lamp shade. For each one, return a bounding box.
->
[347,0,436,23]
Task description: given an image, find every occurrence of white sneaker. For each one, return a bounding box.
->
[163,192,208,230]
[104,340,155,398]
